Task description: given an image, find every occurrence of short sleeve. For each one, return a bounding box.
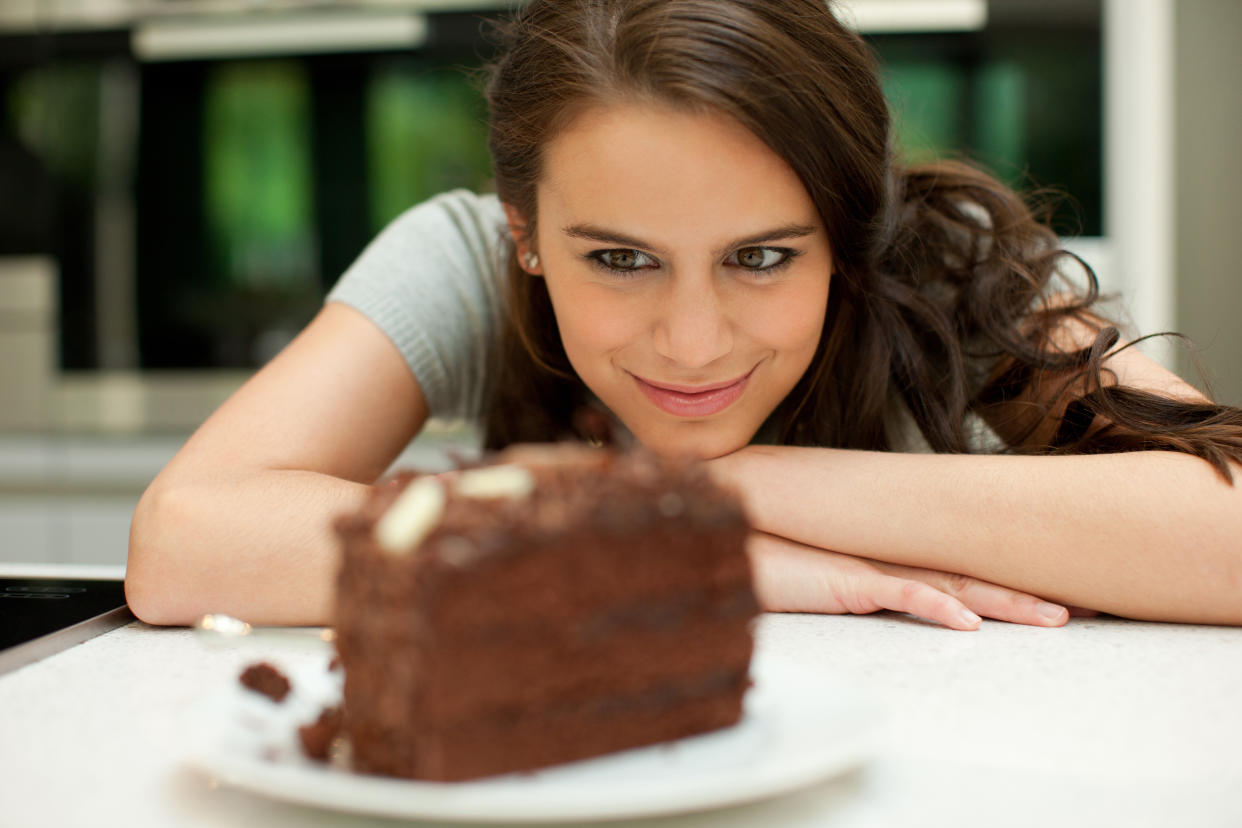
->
[325,190,509,419]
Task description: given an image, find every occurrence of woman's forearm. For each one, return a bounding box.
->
[125,470,372,627]
[710,446,1242,624]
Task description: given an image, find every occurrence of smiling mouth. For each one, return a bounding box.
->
[630,368,754,418]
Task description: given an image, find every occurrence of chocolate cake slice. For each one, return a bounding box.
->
[332,446,758,782]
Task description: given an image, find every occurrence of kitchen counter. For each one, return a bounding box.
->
[2,564,1240,827]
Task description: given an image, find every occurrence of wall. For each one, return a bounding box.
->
[1175,0,1242,405]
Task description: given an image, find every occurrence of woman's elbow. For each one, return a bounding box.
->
[125,482,201,626]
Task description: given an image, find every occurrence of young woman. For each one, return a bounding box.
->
[125,0,1242,629]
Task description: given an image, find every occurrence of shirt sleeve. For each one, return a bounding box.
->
[324,190,509,420]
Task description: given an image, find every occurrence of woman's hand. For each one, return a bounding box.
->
[748,532,1082,630]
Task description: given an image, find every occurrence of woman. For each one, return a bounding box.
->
[125,0,1242,628]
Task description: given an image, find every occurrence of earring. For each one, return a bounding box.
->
[523,252,540,271]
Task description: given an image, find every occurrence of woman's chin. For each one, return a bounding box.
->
[629,425,752,462]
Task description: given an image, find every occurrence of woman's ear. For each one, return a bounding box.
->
[503,203,543,275]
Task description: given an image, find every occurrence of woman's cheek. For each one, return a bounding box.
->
[752,284,828,355]
[549,279,645,360]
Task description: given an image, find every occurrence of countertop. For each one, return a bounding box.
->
[2,564,1241,827]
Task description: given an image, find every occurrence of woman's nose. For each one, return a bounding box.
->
[651,278,733,369]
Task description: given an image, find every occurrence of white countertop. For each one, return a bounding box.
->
[2,567,1241,827]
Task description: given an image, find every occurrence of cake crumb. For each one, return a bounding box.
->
[239,662,291,703]
[299,705,344,761]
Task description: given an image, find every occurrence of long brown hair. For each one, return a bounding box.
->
[481,0,1242,481]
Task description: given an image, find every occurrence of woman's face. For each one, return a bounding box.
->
[516,102,832,459]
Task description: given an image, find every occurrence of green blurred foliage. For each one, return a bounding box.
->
[202,60,316,290]
[8,62,100,189]
[366,64,493,233]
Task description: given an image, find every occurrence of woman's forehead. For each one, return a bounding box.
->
[536,101,822,245]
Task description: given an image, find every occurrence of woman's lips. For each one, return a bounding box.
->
[631,370,752,418]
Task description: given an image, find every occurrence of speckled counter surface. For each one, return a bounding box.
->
[2,567,1240,828]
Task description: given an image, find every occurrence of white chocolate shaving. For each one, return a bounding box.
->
[375,477,445,554]
[454,464,535,499]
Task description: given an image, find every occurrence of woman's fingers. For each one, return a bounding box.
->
[941,576,1070,627]
[747,534,970,624]
[747,532,1075,631]
[874,562,1071,628]
[867,576,982,631]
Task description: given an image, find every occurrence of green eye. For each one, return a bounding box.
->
[731,246,789,270]
[592,249,657,272]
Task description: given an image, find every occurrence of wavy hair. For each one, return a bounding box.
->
[480,0,1242,480]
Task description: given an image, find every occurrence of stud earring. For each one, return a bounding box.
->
[523,252,540,271]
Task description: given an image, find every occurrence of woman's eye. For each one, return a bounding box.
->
[729,246,790,270]
[591,249,657,272]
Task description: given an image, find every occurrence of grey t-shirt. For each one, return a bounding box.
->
[326,189,510,419]
[326,189,1003,452]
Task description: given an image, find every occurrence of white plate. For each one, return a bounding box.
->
[186,651,884,823]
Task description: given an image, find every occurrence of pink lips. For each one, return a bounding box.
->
[632,370,752,418]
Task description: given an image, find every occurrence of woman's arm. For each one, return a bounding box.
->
[125,302,429,626]
[714,444,1242,623]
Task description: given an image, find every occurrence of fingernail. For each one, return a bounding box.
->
[959,608,982,627]
[1038,602,1067,621]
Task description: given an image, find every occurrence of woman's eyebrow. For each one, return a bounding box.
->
[725,224,818,253]
[563,224,656,251]
[561,223,818,257]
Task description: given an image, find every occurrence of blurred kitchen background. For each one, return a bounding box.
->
[1,0,1239,566]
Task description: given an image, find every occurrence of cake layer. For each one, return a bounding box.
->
[337,534,756,722]
[349,669,750,781]
[342,614,753,727]
[336,519,753,628]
